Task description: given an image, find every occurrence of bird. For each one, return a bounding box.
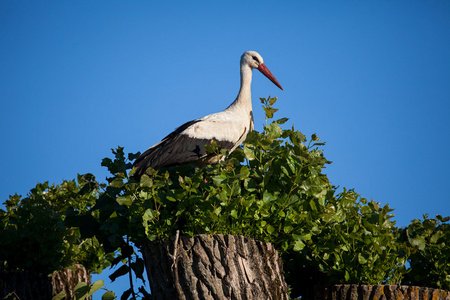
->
[133,51,283,176]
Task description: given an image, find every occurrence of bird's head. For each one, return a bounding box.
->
[241,51,283,90]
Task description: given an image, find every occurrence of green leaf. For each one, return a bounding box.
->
[358,253,367,264]
[52,291,66,300]
[74,282,89,300]
[140,174,153,187]
[430,231,443,244]
[213,174,227,186]
[143,209,155,221]
[283,226,293,233]
[243,144,256,160]
[230,209,238,219]
[102,291,116,300]
[410,236,426,251]
[267,123,282,139]
[110,179,124,188]
[263,106,279,119]
[166,196,177,202]
[239,166,250,178]
[275,117,289,124]
[344,270,350,281]
[294,240,305,251]
[309,200,317,211]
[269,96,278,105]
[116,195,132,206]
[89,280,104,296]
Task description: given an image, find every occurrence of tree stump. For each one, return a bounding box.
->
[51,264,92,300]
[314,284,450,300]
[141,234,289,300]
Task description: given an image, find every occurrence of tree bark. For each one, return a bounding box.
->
[314,284,450,300]
[142,234,289,300]
[0,264,91,300]
[51,264,92,300]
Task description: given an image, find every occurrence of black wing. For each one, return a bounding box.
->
[133,119,234,175]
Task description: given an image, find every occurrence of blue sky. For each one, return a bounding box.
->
[1,1,450,297]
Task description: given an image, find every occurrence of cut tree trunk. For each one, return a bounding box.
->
[51,264,92,300]
[0,264,91,300]
[314,284,450,300]
[141,234,289,300]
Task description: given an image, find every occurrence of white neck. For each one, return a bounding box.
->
[227,64,253,114]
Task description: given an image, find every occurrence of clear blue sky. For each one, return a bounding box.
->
[1,1,449,297]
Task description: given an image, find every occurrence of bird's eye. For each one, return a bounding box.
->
[252,56,260,64]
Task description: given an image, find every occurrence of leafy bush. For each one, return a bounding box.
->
[91,97,418,298]
[402,215,450,290]
[0,174,113,275]
[2,96,449,299]
[283,189,410,298]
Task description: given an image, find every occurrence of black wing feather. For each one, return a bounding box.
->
[133,119,234,175]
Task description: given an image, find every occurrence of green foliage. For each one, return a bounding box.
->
[402,215,450,290]
[52,280,109,300]
[0,174,113,275]
[95,97,336,253]
[92,96,429,298]
[2,95,449,299]
[284,189,411,297]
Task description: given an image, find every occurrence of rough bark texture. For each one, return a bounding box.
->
[51,264,92,300]
[0,264,91,300]
[315,284,450,300]
[142,234,289,300]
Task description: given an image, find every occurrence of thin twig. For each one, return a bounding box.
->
[172,230,182,296]
[172,230,180,269]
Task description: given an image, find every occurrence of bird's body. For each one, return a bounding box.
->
[133,51,283,176]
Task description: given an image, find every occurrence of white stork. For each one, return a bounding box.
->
[133,51,283,176]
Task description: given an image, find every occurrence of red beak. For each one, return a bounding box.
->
[257,63,283,90]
